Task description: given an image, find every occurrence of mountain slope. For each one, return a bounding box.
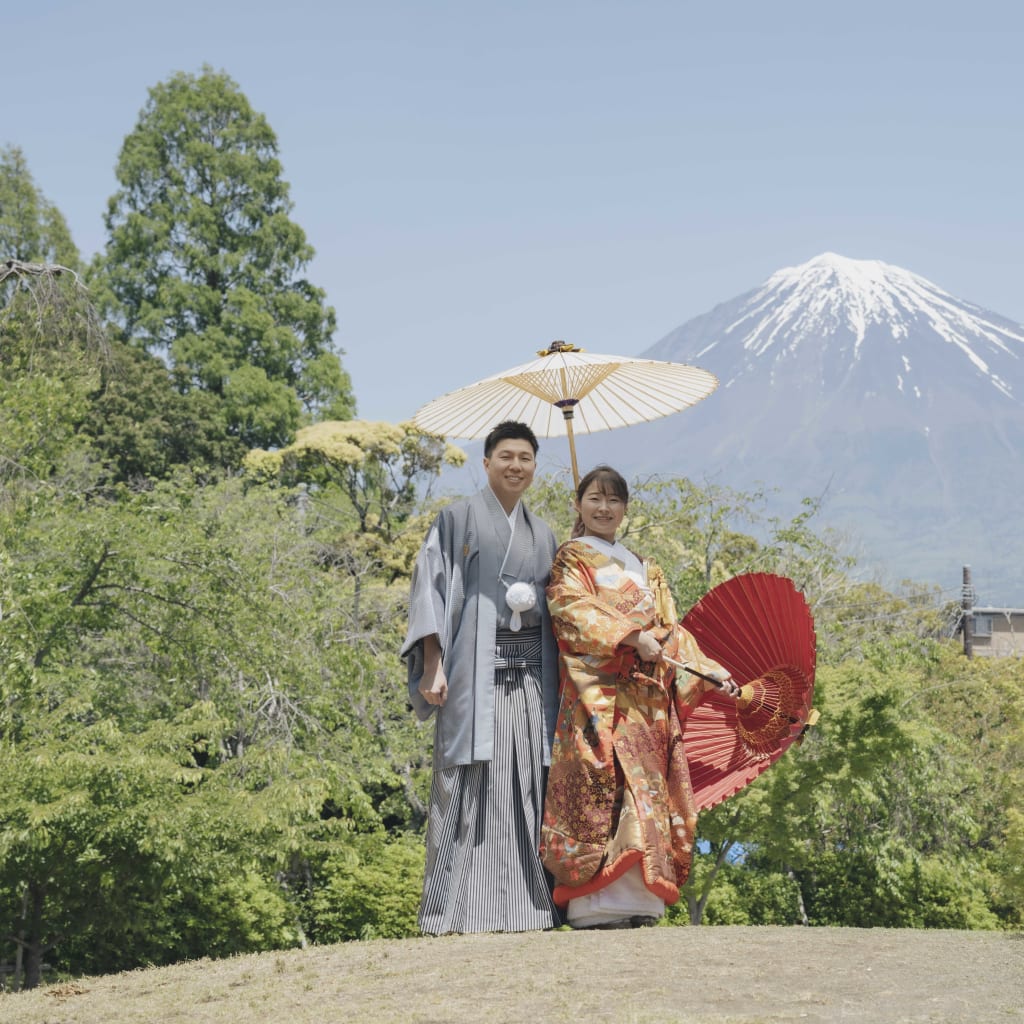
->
[572,253,1024,603]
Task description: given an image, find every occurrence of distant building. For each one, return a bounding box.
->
[964,607,1024,658]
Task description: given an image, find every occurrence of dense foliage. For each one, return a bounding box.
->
[0,145,81,271]
[91,67,355,450]
[2,73,1022,992]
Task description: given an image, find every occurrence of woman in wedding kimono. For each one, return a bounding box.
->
[540,465,740,929]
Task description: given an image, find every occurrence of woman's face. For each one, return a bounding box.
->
[575,481,626,543]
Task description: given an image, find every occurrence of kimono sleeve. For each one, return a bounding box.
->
[400,514,451,720]
[672,624,732,713]
[545,542,640,659]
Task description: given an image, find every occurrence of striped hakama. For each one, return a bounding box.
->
[419,627,560,935]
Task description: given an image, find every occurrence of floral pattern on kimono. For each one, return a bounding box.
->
[539,540,727,908]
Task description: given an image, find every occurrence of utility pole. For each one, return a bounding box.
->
[962,564,974,659]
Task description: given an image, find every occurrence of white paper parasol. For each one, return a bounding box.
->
[411,341,718,484]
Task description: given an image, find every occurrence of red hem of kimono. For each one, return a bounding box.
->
[552,850,680,908]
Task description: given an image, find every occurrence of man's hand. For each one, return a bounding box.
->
[419,634,448,707]
[419,661,449,706]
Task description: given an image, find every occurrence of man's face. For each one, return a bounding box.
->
[483,438,536,509]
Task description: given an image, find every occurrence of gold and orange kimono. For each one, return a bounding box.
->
[540,539,727,908]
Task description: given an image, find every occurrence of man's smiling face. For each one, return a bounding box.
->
[483,438,536,512]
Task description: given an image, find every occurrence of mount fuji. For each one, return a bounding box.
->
[571,253,1024,604]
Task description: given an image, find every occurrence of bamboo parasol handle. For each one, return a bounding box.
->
[663,655,730,689]
[556,400,580,486]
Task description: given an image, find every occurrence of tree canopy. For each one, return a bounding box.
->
[0,145,81,270]
[1,64,1021,993]
[93,66,355,449]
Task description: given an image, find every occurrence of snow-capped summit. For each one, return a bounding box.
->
[650,252,1024,406]
[574,253,1024,602]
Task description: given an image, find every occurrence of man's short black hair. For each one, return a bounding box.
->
[484,420,539,458]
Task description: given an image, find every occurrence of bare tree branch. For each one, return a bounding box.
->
[1,258,108,361]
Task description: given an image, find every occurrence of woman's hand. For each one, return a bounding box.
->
[709,671,741,699]
[624,629,663,662]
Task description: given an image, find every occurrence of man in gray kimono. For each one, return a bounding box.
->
[402,420,561,934]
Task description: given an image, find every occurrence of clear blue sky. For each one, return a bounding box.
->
[6,1,1022,422]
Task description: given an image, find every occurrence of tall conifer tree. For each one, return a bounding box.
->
[0,145,81,269]
[96,67,355,449]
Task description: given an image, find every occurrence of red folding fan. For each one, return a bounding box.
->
[676,573,818,812]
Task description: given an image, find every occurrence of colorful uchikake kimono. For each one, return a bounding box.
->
[539,537,728,926]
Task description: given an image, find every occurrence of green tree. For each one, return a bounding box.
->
[78,340,243,484]
[528,472,764,606]
[302,831,425,942]
[622,476,763,611]
[1,472,434,982]
[698,654,1010,930]
[997,806,1024,917]
[245,420,465,604]
[94,67,354,448]
[0,145,80,269]
[1,262,106,488]
[0,687,311,988]
[244,421,466,825]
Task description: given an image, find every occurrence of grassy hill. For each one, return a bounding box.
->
[1,926,1021,1024]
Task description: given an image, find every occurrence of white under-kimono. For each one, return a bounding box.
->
[402,486,561,934]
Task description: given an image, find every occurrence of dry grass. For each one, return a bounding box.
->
[1,926,1021,1024]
